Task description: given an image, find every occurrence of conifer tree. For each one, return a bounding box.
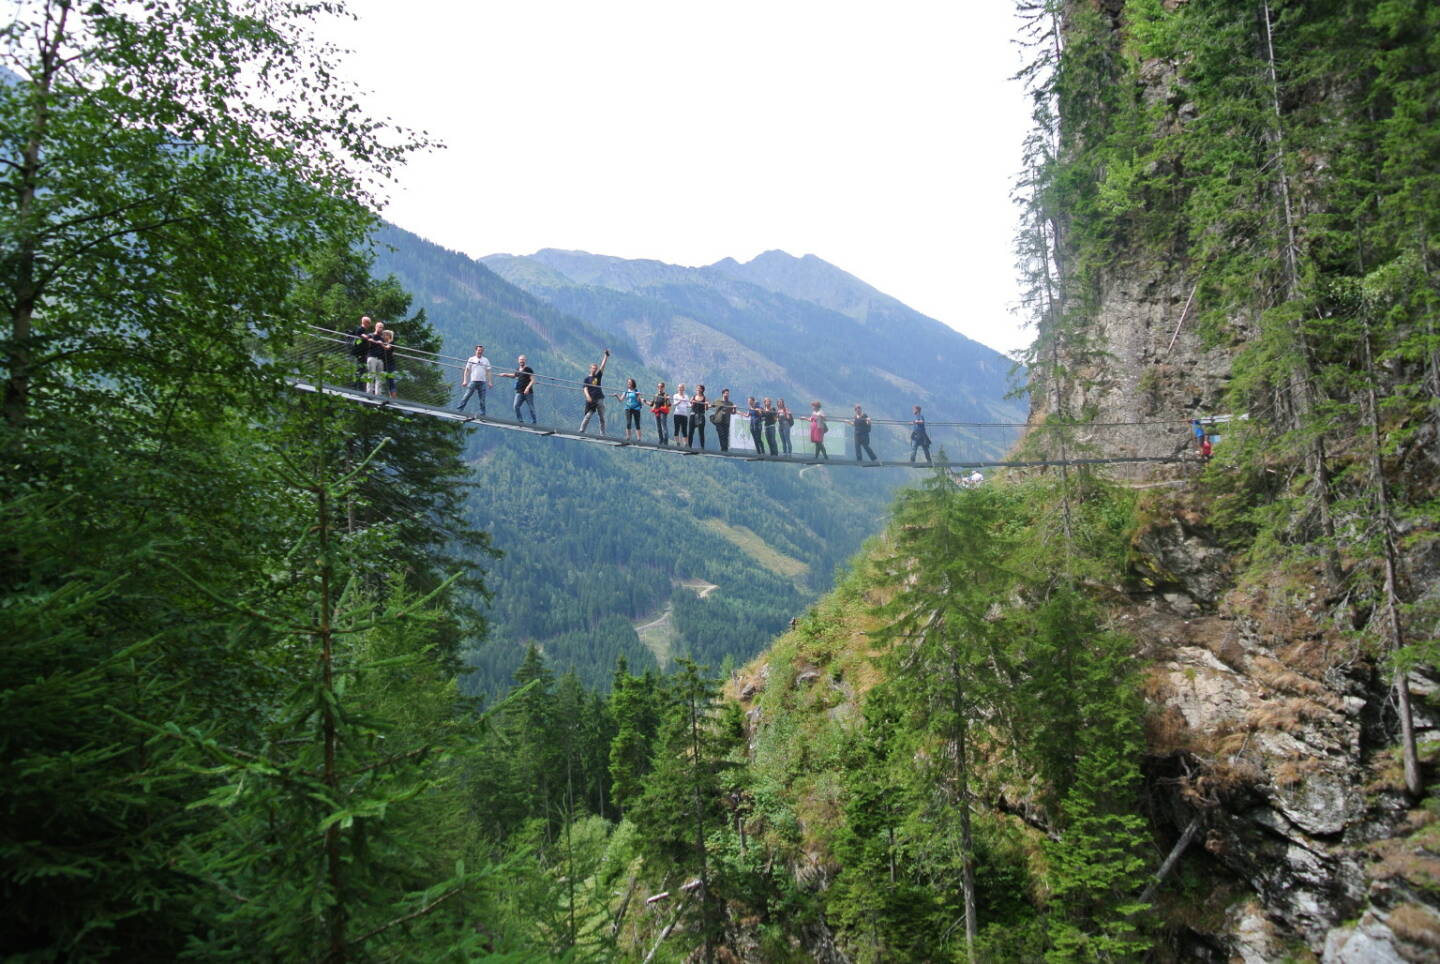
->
[158,395,495,962]
[632,660,732,963]
[877,475,1021,960]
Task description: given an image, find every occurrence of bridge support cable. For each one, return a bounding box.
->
[289,379,1188,472]
[287,327,1207,471]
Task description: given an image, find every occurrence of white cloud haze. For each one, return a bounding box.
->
[325,0,1035,354]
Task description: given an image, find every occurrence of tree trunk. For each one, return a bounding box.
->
[316,476,348,962]
[1361,316,1422,798]
[952,660,977,960]
[688,691,715,964]
[1138,815,1202,905]
[1260,0,1341,584]
[6,2,68,430]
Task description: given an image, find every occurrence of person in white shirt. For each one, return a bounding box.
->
[457,345,493,414]
[672,384,691,448]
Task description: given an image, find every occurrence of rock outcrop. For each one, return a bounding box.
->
[1130,503,1440,961]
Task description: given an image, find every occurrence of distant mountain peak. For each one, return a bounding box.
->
[706,249,892,322]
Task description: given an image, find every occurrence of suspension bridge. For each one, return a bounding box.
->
[292,327,1220,471]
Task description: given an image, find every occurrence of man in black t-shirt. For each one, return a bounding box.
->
[362,321,388,395]
[579,349,610,435]
[853,404,878,462]
[348,315,372,389]
[499,354,537,423]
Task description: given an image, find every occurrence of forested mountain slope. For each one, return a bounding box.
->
[373,225,997,693]
[675,1,1440,961]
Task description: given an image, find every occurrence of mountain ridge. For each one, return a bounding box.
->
[481,246,1023,431]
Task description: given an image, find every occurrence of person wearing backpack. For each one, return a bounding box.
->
[615,377,645,442]
[808,401,829,460]
[910,405,932,463]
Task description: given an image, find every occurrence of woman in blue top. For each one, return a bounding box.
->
[615,377,645,442]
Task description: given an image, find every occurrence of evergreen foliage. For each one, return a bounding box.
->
[1014,0,1440,798]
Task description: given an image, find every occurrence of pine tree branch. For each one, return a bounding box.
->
[346,884,465,947]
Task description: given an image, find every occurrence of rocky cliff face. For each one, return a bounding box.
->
[1131,494,1440,961]
[1032,7,1440,954]
[1026,260,1235,466]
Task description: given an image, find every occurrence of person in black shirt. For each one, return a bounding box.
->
[747,395,764,452]
[852,404,877,462]
[348,315,373,389]
[579,349,610,435]
[380,329,397,398]
[689,384,708,449]
[713,388,736,451]
[910,405,932,463]
[499,354,537,423]
[762,397,779,455]
[363,321,388,395]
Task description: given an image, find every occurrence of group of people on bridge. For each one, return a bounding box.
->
[441,330,938,464]
[349,316,400,397]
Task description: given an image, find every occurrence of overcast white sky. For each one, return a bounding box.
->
[324,0,1035,355]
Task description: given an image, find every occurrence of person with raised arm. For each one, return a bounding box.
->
[713,388,736,452]
[747,396,764,453]
[672,383,690,446]
[689,384,708,449]
[498,353,537,423]
[615,376,645,442]
[579,348,610,435]
[777,398,794,455]
[762,398,779,455]
[852,404,877,462]
[910,404,932,463]
[457,344,493,414]
[651,381,671,445]
[809,401,829,460]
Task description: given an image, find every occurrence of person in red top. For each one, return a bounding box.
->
[808,401,829,460]
[651,382,671,445]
